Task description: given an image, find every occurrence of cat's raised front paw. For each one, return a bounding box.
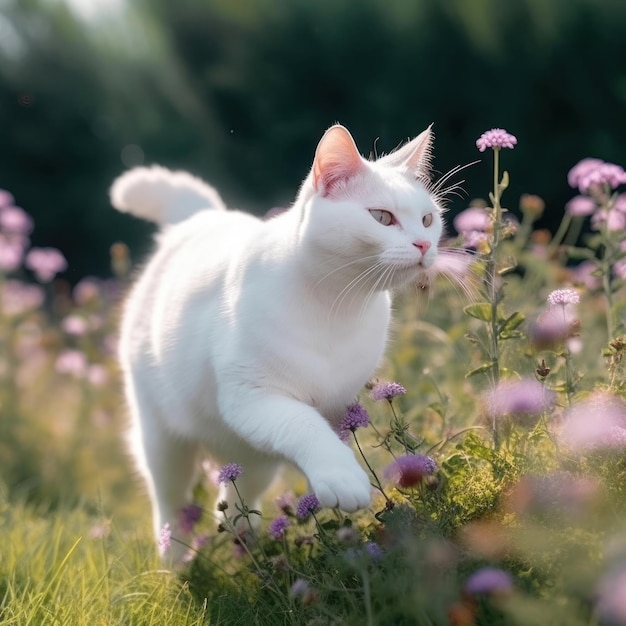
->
[308,461,372,513]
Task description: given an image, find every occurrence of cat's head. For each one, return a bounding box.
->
[298,124,444,293]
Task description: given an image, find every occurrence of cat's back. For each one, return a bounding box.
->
[120,209,262,359]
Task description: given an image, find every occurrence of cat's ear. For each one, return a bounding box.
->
[378,125,433,178]
[312,125,364,196]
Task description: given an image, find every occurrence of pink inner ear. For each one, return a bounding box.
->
[313,126,364,195]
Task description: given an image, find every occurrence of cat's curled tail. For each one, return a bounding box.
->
[110,165,227,225]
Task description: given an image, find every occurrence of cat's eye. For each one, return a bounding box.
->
[369,209,395,226]
[422,213,433,227]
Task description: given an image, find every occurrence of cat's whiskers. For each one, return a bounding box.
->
[358,262,396,321]
[329,260,388,322]
[427,161,479,208]
[312,253,381,292]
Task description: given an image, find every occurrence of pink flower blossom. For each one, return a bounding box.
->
[573,261,600,291]
[55,349,88,378]
[476,128,517,152]
[614,258,626,280]
[547,288,580,306]
[484,378,555,419]
[61,314,89,336]
[158,523,172,555]
[384,454,437,488]
[565,195,596,217]
[0,206,34,235]
[1,280,45,315]
[25,247,67,282]
[0,189,15,207]
[578,162,626,193]
[0,235,25,271]
[592,207,626,232]
[560,392,626,452]
[595,567,626,624]
[73,277,101,305]
[453,207,491,234]
[87,364,108,387]
[567,158,604,189]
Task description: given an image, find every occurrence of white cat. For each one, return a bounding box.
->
[112,124,446,560]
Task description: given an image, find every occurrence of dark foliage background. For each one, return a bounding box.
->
[2,0,626,279]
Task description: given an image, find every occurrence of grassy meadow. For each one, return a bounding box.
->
[2,135,626,625]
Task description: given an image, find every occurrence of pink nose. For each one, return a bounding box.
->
[413,240,431,255]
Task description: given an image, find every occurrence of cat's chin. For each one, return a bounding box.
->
[388,262,430,290]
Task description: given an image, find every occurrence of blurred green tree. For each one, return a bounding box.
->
[1,0,625,278]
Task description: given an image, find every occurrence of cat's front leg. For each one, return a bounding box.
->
[218,388,372,512]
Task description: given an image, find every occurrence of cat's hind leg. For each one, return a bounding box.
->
[127,389,200,562]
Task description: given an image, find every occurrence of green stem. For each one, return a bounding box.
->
[352,431,390,503]
[548,211,573,254]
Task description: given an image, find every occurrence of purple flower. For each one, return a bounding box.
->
[158,523,172,555]
[547,288,580,306]
[384,454,437,488]
[364,542,384,561]
[371,381,407,401]
[476,128,517,152]
[339,403,370,440]
[0,206,34,235]
[179,503,203,534]
[565,195,596,217]
[484,378,556,419]
[290,578,310,598]
[453,206,491,234]
[217,463,244,484]
[465,567,514,595]
[268,515,290,540]
[595,567,626,624]
[560,392,626,452]
[25,247,67,282]
[296,493,321,520]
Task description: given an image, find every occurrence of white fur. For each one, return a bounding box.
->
[110,165,227,225]
[112,125,443,560]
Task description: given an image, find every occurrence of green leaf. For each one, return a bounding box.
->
[566,246,597,261]
[499,330,524,340]
[466,361,495,378]
[428,402,446,417]
[464,303,493,321]
[499,311,525,333]
[498,170,510,192]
